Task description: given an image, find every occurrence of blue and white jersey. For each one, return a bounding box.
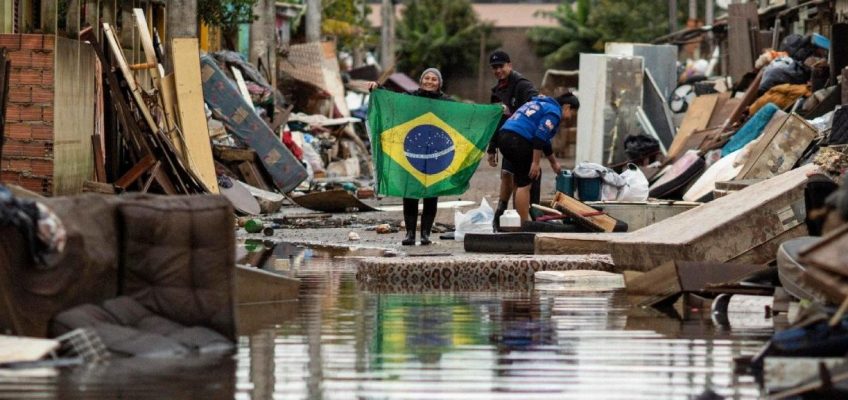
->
[500,95,562,146]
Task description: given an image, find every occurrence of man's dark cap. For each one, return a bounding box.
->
[489,50,510,66]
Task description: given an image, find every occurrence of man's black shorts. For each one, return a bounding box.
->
[496,130,535,187]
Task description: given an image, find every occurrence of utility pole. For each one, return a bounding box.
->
[166,0,198,73]
[305,0,322,42]
[380,0,396,70]
[168,0,198,39]
[669,0,678,34]
[250,0,276,85]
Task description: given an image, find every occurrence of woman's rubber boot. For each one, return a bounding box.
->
[420,213,434,246]
[402,209,417,246]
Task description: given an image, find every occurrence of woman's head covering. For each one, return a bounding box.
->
[556,92,580,109]
[419,68,443,89]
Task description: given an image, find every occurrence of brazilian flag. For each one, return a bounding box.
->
[368,89,502,198]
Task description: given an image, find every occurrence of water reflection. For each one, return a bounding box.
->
[256,255,768,400]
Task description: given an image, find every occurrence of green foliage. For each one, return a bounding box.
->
[529,0,673,69]
[322,0,375,52]
[396,0,497,86]
[528,0,600,69]
[198,0,258,31]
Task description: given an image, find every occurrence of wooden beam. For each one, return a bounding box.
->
[238,161,271,191]
[214,146,256,162]
[91,134,107,182]
[115,154,156,189]
[141,161,162,193]
[551,192,619,233]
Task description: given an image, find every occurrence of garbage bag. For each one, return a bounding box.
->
[574,162,627,201]
[759,56,809,94]
[454,198,494,240]
[617,164,650,202]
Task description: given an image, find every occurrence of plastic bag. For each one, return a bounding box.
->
[617,164,649,202]
[454,198,494,240]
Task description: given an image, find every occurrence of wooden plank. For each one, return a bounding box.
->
[132,9,162,90]
[231,67,253,106]
[723,69,763,132]
[171,38,219,194]
[91,134,107,182]
[707,94,738,129]
[141,161,162,193]
[238,161,272,191]
[668,94,719,160]
[551,192,618,233]
[728,17,754,85]
[214,146,257,162]
[115,154,156,189]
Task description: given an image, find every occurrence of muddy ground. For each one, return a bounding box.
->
[239,158,568,255]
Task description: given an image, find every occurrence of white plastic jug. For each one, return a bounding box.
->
[499,209,521,232]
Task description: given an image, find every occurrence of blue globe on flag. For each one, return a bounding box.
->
[403,124,455,175]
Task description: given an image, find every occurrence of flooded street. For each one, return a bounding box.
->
[0,245,771,399]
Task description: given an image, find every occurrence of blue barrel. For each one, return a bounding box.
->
[575,177,602,201]
[555,170,575,197]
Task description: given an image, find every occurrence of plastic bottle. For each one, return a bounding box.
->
[244,219,264,234]
[499,209,521,232]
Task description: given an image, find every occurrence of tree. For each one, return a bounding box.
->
[527,0,600,69]
[396,0,496,87]
[198,0,258,48]
[322,0,376,54]
[529,0,675,69]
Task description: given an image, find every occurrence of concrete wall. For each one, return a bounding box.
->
[52,37,95,195]
[448,27,547,102]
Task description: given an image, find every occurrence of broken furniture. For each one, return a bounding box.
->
[0,193,238,357]
[201,55,307,193]
[536,165,813,271]
[625,260,771,308]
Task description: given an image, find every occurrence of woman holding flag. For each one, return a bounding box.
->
[367,68,450,245]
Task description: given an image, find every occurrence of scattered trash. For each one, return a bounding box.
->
[348,232,360,241]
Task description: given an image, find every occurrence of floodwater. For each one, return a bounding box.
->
[0,242,770,399]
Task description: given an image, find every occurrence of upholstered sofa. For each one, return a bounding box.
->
[0,193,237,357]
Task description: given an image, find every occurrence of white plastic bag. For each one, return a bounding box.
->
[454,198,494,240]
[617,164,649,202]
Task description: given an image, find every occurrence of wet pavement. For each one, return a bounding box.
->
[1,243,773,399]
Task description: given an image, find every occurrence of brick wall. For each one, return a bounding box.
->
[0,34,55,196]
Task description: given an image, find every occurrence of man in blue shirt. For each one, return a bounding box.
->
[495,93,579,222]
